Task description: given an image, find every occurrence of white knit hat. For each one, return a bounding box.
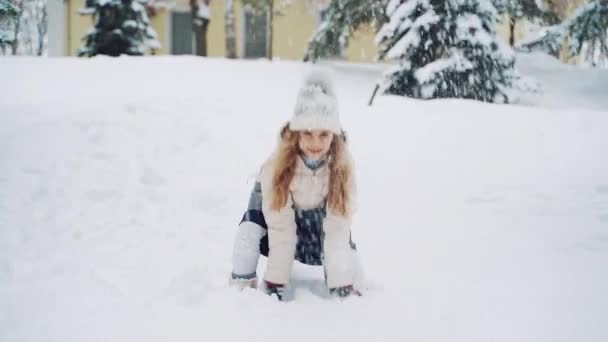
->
[289,67,342,134]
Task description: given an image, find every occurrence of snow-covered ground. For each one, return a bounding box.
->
[1,54,607,342]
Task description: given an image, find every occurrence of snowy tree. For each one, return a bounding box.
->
[493,0,560,46]
[1,0,48,56]
[494,0,542,22]
[375,0,515,103]
[0,0,18,53]
[565,0,608,67]
[16,0,47,55]
[515,23,564,57]
[79,0,160,57]
[304,0,387,62]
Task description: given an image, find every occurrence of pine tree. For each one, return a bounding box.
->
[566,0,608,67]
[304,0,387,62]
[375,0,515,103]
[0,0,18,52]
[79,0,160,57]
[494,0,542,21]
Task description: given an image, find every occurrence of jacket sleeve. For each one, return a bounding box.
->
[323,171,357,288]
[323,212,356,288]
[259,161,297,285]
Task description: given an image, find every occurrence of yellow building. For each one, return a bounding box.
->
[54,0,586,63]
[53,0,373,60]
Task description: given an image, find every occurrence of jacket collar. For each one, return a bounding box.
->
[297,154,329,175]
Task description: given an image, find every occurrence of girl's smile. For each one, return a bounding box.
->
[298,129,334,161]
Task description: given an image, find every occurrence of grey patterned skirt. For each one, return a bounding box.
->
[240,182,355,266]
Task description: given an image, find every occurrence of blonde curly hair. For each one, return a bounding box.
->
[269,123,354,217]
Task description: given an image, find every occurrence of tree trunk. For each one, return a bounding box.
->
[37,3,48,56]
[602,39,608,67]
[225,0,237,58]
[267,0,273,60]
[509,17,515,47]
[368,84,380,106]
[11,0,26,55]
[195,19,209,56]
[191,0,209,56]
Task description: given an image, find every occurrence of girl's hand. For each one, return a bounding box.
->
[329,285,362,298]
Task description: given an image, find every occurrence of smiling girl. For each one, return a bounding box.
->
[229,69,360,301]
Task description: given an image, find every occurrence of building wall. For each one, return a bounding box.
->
[560,0,586,64]
[207,0,226,57]
[67,0,95,56]
[344,23,377,63]
[234,0,244,58]
[150,11,169,55]
[271,0,316,60]
[548,0,586,18]
[495,15,535,46]
[65,0,589,63]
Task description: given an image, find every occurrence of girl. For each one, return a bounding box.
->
[230,69,360,301]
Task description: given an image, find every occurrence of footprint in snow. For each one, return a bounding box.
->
[595,185,608,195]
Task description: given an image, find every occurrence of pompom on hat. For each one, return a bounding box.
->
[289,67,342,134]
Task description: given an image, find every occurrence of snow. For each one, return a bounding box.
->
[385,29,419,60]
[77,7,97,15]
[475,0,499,17]
[0,0,16,13]
[1,55,608,342]
[386,0,401,16]
[123,20,137,29]
[384,10,440,60]
[456,13,494,47]
[515,52,608,110]
[196,0,210,20]
[415,51,473,96]
[375,0,431,45]
[0,29,13,42]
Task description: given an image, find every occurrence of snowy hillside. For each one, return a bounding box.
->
[1,54,607,342]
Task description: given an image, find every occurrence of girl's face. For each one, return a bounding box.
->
[298,129,334,161]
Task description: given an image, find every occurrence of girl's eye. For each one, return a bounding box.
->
[320,132,330,138]
[303,132,312,137]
